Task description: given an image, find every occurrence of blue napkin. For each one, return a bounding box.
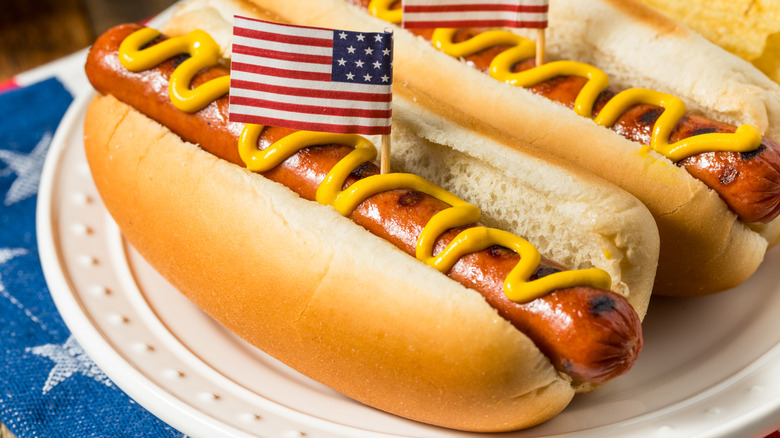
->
[0,77,185,438]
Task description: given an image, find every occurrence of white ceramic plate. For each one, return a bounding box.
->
[37,89,780,438]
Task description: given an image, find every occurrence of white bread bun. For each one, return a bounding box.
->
[82,3,658,431]
[237,0,780,296]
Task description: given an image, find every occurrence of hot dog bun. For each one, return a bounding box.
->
[234,0,780,296]
[82,3,659,431]
[84,89,655,431]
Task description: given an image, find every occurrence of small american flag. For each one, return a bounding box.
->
[229,16,393,135]
[402,0,549,29]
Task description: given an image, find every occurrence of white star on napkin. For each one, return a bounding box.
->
[0,130,52,206]
[0,247,27,265]
[0,247,51,334]
[27,335,113,394]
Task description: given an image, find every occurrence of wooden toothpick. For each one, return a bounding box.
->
[380,134,391,174]
[535,28,546,66]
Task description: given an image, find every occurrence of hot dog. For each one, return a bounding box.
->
[234,0,780,296]
[81,2,659,432]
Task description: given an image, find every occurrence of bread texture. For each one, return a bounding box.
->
[389,86,657,316]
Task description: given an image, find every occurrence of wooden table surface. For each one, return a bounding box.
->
[0,1,175,435]
[1,0,176,82]
[0,424,12,438]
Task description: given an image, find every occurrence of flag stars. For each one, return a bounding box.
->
[332,28,392,85]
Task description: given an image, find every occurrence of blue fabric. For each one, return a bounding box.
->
[0,77,185,438]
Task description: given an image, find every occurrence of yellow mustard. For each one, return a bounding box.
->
[371,3,762,161]
[368,0,403,24]
[593,88,762,160]
[118,27,230,113]
[119,26,612,303]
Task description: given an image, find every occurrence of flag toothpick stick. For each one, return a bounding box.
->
[536,28,546,66]
[381,134,391,174]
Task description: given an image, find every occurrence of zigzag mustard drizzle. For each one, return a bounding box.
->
[118,26,611,303]
[369,0,762,161]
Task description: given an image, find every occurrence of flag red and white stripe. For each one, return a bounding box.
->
[229,16,393,135]
[402,0,549,29]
